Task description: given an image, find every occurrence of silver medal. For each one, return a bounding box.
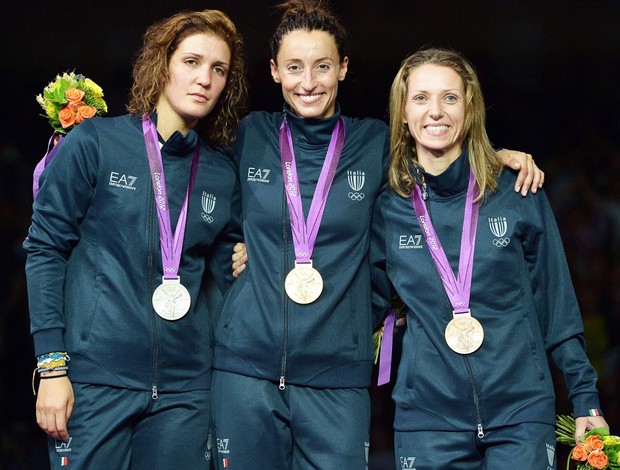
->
[152,277,191,320]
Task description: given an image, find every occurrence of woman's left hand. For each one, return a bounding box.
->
[232,242,247,279]
[574,415,609,445]
[497,149,545,196]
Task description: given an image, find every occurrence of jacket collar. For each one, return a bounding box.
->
[421,148,470,198]
[282,103,342,147]
[131,112,199,157]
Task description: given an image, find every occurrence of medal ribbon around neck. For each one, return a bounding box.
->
[279,116,345,263]
[142,115,200,281]
[411,170,480,313]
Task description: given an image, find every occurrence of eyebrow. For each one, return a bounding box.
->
[283,56,335,63]
[180,52,230,67]
[411,88,461,92]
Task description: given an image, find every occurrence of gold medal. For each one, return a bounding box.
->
[152,277,191,321]
[444,310,484,354]
[285,260,323,304]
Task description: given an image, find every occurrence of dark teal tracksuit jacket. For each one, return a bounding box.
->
[24,114,241,393]
[213,105,390,389]
[370,153,602,434]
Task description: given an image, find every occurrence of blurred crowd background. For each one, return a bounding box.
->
[1,1,618,468]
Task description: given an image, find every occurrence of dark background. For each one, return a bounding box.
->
[1,1,619,468]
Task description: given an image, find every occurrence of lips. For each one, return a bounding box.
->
[190,93,208,102]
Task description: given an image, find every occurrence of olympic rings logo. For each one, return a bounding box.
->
[348,192,365,201]
[164,267,176,273]
[201,213,214,223]
[492,237,510,247]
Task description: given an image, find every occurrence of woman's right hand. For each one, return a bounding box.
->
[232,242,248,279]
[36,375,74,441]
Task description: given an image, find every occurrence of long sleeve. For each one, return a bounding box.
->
[522,189,602,416]
[23,120,99,356]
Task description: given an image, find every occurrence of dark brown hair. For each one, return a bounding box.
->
[270,0,348,63]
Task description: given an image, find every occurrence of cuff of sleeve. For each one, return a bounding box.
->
[33,328,66,357]
[572,392,603,418]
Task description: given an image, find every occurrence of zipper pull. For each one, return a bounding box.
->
[152,385,158,400]
[279,376,286,391]
[477,423,484,438]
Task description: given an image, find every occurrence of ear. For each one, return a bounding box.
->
[338,56,349,81]
[270,59,281,83]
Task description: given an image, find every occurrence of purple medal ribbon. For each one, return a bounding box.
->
[411,170,480,313]
[32,131,65,200]
[142,116,200,280]
[377,308,396,386]
[279,116,345,263]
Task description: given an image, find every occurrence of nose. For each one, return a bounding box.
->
[429,97,444,119]
[197,67,212,88]
[301,69,317,90]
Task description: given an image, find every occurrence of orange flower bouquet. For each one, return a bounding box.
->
[556,415,620,470]
[32,72,107,199]
[36,71,107,133]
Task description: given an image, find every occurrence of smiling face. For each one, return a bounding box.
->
[156,32,231,136]
[270,29,348,120]
[404,64,466,174]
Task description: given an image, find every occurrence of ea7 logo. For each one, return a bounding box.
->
[400,456,416,469]
[399,234,423,250]
[247,167,271,183]
[216,438,229,452]
[55,437,73,453]
[109,171,137,190]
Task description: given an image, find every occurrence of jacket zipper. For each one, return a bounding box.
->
[425,183,483,437]
[463,357,484,437]
[279,186,289,390]
[148,183,159,400]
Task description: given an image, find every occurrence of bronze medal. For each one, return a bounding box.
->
[152,277,191,321]
[285,261,323,304]
[444,311,484,354]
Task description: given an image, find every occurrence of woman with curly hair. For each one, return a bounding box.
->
[24,9,247,469]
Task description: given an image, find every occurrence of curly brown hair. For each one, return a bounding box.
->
[126,9,247,149]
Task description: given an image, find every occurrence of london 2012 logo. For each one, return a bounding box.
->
[201,192,216,223]
[488,216,510,247]
[347,170,365,201]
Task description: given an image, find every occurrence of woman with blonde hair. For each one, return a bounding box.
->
[371,46,607,469]
[24,9,246,469]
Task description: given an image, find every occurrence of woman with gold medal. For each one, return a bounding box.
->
[211,2,543,468]
[370,47,608,469]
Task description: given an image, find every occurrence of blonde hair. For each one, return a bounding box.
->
[127,9,247,148]
[388,47,501,199]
